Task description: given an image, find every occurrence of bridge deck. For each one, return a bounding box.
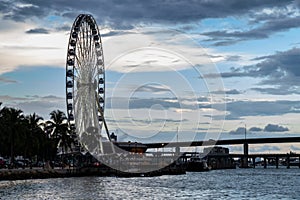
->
[144,137,300,149]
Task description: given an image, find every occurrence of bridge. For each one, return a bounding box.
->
[142,136,300,168]
[143,136,300,148]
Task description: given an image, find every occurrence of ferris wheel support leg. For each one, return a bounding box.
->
[96,93,116,154]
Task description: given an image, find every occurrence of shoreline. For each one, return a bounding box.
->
[0,168,83,181]
[0,165,186,181]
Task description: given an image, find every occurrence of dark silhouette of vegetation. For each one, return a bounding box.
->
[46,110,74,155]
[0,103,76,167]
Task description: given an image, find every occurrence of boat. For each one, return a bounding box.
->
[186,156,210,172]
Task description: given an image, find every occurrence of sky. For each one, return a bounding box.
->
[0,0,300,153]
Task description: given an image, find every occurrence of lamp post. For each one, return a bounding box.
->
[244,123,247,141]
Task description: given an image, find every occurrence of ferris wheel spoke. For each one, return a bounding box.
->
[78,28,85,61]
[75,55,84,71]
[77,40,84,62]
[81,26,86,60]
[85,23,90,60]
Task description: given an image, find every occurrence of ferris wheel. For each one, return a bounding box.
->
[65,14,109,154]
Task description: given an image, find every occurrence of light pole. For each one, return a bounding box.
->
[244,123,247,141]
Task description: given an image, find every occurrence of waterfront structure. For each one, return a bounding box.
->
[203,146,235,169]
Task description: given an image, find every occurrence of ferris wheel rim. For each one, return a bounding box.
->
[65,14,105,131]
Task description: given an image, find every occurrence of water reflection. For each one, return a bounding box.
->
[0,168,299,199]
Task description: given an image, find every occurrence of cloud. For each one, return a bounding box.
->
[25,28,49,34]
[108,97,175,110]
[0,95,27,102]
[135,84,171,94]
[202,5,300,46]
[107,97,212,110]
[251,145,281,152]
[229,146,243,152]
[131,118,188,124]
[229,124,289,134]
[226,55,242,62]
[290,145,300,151]
[264,124,289,132]
[0,95,65,118]
[249,127,263,132]
[202,16,300,45]
[55,25,71,32]
[251,87,298,95]
[211,89,241,95]
[225,100,300,119]
[211,47,300,95]
[1,2,46,22]
[0,0,293,29]
[2,45,60,50]
[229,127,247,135]
[0,76,17,83]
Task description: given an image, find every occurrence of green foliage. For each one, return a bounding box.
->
[0,103,76,162]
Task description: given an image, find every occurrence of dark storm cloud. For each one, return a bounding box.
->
[25,28,50,34]
[249,127,263,132]
[208,48,300,95]
[1,0,293,29]
[202,16,300,45]
[2,2,46,22]
[228,124,289,135]
[264,124,289,132]
[230,124,289,133]
[249,6,295,23]
[229,127,247,135]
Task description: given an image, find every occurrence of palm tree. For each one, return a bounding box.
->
[24,113,44,160]
[0,107,25,166]
[47,110,74,155]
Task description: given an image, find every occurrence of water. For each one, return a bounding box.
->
[0,168,299,199]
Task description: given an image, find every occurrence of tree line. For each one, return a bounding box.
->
[0,102,76,165]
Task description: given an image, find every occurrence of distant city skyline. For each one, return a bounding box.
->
[0,1,300,153]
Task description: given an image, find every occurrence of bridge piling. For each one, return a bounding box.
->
[242,143,249,168]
